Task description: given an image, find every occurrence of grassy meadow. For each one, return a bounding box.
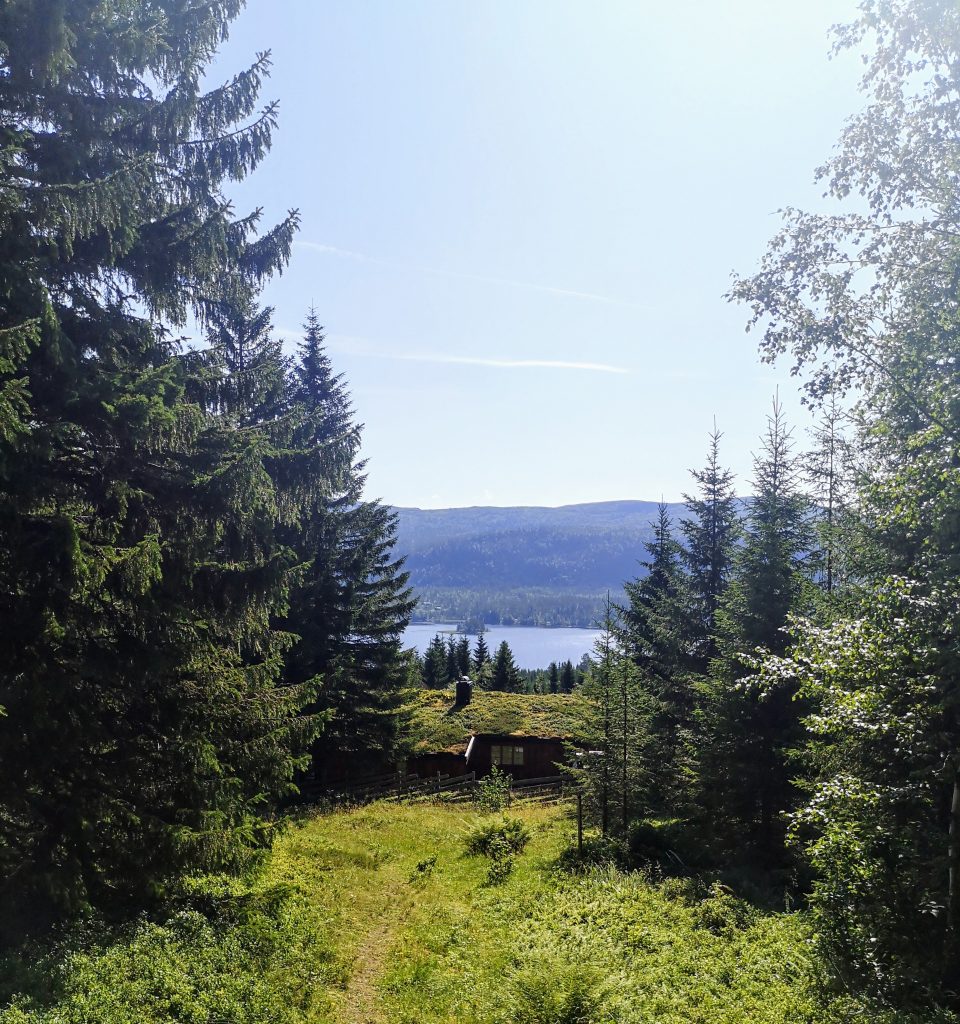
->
[0,799,936,1024]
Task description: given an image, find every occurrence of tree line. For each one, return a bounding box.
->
[0,2,413,937]
[577,1,960,1014]
[415,631,588,693]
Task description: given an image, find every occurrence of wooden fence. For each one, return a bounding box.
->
[300,771,569,809]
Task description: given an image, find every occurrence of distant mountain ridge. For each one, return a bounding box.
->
[390,500,690,626]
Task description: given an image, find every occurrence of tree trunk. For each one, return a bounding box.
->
[946,766,960,981]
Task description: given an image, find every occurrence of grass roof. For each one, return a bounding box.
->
[406,688,595,753]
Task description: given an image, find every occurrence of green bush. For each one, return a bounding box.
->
[474,767,512,812]
[556,833,625,872]
[464,816,531,857]
[506,956,613,1024]
[690,881,758,936]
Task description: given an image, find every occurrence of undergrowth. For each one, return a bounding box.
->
[1,801,948,1024]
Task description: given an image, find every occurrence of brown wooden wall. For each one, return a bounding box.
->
[466,735,566,780]
[407,750,469,779]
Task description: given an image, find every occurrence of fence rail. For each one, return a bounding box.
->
[301,771,571,809]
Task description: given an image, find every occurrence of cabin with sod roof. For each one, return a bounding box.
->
[405,683,590,781]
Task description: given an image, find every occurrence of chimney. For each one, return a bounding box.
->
[455,675,472,706]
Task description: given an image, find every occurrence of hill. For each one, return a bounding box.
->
[392,500,689,626]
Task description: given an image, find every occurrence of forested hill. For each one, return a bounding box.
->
[391,500,690,625]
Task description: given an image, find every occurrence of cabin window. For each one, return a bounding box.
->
[491,744,525,766]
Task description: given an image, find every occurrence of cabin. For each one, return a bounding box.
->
[407,732,567,781]
[464,732,567,780]
[407,745,469,780]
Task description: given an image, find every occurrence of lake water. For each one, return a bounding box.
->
[402,622,603,670]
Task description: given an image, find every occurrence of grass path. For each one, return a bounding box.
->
[269,800,565,1024]
[266,800,867,1024]
[336,857,411,1024]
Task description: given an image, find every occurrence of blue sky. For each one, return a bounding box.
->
[210,0,862,508]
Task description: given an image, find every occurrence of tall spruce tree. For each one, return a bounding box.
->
[559,660,576,694]
[281,313,415,785]
[455,635,471,677]
[473,632,490,671]
[803,394,857,604]
[619,503,692,813]
[548,661,560,694]
[422,635,448,690]
[445,636,460,685]
[577,599,649,836]
[705,396,812,855]
[680,425,740,671]
[491,640,521,693]
[0,1,306,923]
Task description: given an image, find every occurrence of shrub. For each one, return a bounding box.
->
[506,956,613,1024]
[556,833,625,873]
[689,881,758,936]
[474,767,512,812]
[464,816,531,857]
[627,818,705,871]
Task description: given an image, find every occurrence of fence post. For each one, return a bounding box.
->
[577,790,584,856]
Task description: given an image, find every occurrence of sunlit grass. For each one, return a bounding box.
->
[1,799,937,1023]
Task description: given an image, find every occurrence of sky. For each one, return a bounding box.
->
[208,0,864,509]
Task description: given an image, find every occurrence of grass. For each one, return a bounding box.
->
[406,687,595,752]
[1,800,948,1024]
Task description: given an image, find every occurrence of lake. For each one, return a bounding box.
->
[402,622,603,671]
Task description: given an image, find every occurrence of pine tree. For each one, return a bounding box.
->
[455,635,471,676]
[0,1,303,923]
[576,600,649,836]
[492,641,521,693]
[680,425,740,670]
[620,504,688,677]
[445,636,460,685]
[803,394,857,603]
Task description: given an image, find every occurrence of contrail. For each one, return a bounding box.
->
[294,240,645,308]
[395,353,628,374]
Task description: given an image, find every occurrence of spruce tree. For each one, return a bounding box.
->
[423,634,448,690]
[0,0,304,922]
[559,660,576,693]
[706,396,812,855]
[619,505,693,813]
[548,661,560,694]
[445,637,460,685]
[455,635,471,676]
[492,641,521,693]
[803,394,857,604]
[473,632,491,671]
[281,313,415,785]
[680,425,740,671]
[576,600,649,835]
